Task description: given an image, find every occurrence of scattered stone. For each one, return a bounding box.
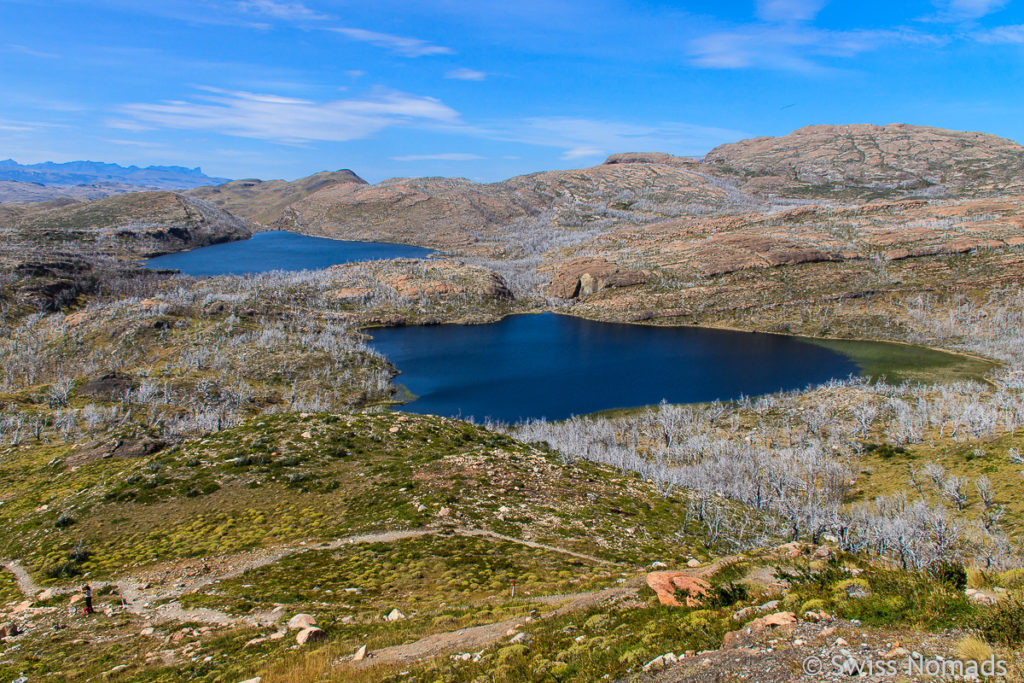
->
[508,632,532,644]
[287,614,317,630]
[686,559,702,568]
[237,677,262,683]
[140,627,155,637]
[760,612,797,628]
[385,608,405,622]
[436,507,451,517]
[650,561,668,569]
[884,646,910,660]
[353,645,367,662]
[37,589,54,601]
[835,637,849,647]
[102,664,128,678]
[296,627,326,645]
[12,601,32,613]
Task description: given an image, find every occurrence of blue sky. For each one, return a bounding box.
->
[1,0,1023,182]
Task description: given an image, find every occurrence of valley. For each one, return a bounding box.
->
[1,123,1024,681]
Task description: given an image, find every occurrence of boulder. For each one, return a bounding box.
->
[353,644,367,662]
[645,572,711,607]
[296,627,326,645]
[0,622,19,638]
[287,613,317,630]
[385,608,406,622]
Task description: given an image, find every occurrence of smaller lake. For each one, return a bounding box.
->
[368,313,861,422]
[144,230,434,276]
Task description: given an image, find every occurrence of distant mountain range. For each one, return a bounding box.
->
[0,159,230,202]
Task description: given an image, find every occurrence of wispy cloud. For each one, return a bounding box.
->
[974,23,1024,43]
[116,86,460,144]
[689,26,933,73]
[236,0,331,22]
[445,68,487,81]
[330,27,454,57]
[932,0,1009,21]
[391,153,484,161]
[477,117,747,160]
[5,43,59,59]
[756,0,828,23]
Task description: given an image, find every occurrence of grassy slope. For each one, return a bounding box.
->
[0,412,707,583]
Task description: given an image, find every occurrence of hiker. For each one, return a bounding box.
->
[83,585,94,615]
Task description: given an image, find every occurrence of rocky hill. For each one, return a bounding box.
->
[278,161,759,254]
[187,169,368,226]
[0,192,252,310]
[704,123,1024,199]
[1,191,251,260]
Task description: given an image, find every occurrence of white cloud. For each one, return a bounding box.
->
[561,146,605,160]
[975,24,1024,42]
[688,26,934,73]
[117,86,461,144]
[477,117,747,160]
[391,153,484,161]
[756,0,827,23]
[933,0,1009,20]
[330,27,455,57]
[445,68,487,81]
[236,0,330,22]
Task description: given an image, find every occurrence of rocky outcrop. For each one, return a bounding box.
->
[603,152,700,167]
[704,124,1024,197]
[546,258,646,298]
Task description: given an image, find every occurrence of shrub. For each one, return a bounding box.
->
[929,561,968,591]
[46,560,81,580]
[975,596,1024,646]
[712,582,749,607]
[865,443,909,459]
[54,513,75,529]
[833,578,872,600]
[800,599,828,615]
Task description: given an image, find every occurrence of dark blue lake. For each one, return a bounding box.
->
[368,312,859,422]
[144,230,434,276]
